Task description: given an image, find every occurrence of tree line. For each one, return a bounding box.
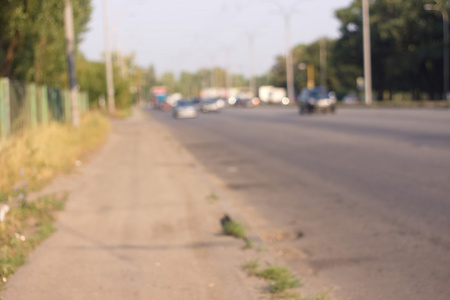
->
[1,0,447,105]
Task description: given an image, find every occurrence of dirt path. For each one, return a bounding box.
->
[1,109,273,300]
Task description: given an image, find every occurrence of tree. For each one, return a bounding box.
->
[333,0,444,100]
[0,0,91,88]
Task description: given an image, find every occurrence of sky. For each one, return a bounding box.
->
[79,0,354,77]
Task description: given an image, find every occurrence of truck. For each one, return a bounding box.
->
[151,86,168,109]
[258,86,289,105]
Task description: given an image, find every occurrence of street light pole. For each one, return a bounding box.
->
[248,33,256,97]
[263,0,296,102]
[102,0,115,113]
[443,10,449,99]
[237,28,257,97]
[320,38,327,88]
[362,0,373,105]
[64,0,80,127]
[284,14,295,102]
[425,0,449,100]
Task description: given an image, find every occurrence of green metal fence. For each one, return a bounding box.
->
[0,78,89,139]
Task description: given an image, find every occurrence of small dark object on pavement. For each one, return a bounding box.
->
[220,214,232,227]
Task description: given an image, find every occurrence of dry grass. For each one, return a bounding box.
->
[0,111,110,198]
[0,111,109,289]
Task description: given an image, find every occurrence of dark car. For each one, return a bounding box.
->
[200,98,226,112]
[297,87,337,114]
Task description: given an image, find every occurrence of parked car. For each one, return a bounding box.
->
[297,87,337,114]
[200,98,225,112]
[173,100,198,119]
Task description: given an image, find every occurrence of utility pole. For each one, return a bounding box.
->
[264,1,297,102]
[284,14,295,102]
[64,0,80,127]
[320,38,327,88]
[237,28,258,97]
[424,0,449,100]
[362,0,373,105]
[246,34,256,97]
[102,0,115,113]
[222,46,232,98]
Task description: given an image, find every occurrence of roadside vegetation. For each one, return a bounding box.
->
[242,259,301,297]
[0,111,110,289]
[221,218,332,298]
[222,218,246,239]
[242,259,339,300]
[0,193,67,288]
[0,111,110,196]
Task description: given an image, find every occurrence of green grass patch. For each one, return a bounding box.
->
[222,219,246,239]
[242,260,301,295]
[206,193,219,203]
[242,237,253,249]
[242,259,260,276]
[0,193,67,288]
[258,265,301,294]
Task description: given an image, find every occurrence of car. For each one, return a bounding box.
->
[342,93,359,104]
[297,87,337,114]
[191,98,202,111]
[235,97,260,108]
[173,100,198,119]
[200,98,225,113]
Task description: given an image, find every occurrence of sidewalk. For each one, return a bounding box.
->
[1,108,268,300]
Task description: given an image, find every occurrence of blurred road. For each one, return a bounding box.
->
[148,106,450,300]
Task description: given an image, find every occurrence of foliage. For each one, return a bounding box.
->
[267,0,447,100]
[332,0,445,100]
[76,54,106,108]
[76,52,134,109]
[0,0,92,88]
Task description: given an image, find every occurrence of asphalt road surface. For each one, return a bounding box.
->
[148,106,450,300]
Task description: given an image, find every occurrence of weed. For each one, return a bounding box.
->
[258,265,301,293]
[0,193,67,289]
[222,219,246,239]
[206,193,219,202]
[242,259,260,276]
[243,261,301,295]
[242,237,253,249]
[259,247,268,253]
